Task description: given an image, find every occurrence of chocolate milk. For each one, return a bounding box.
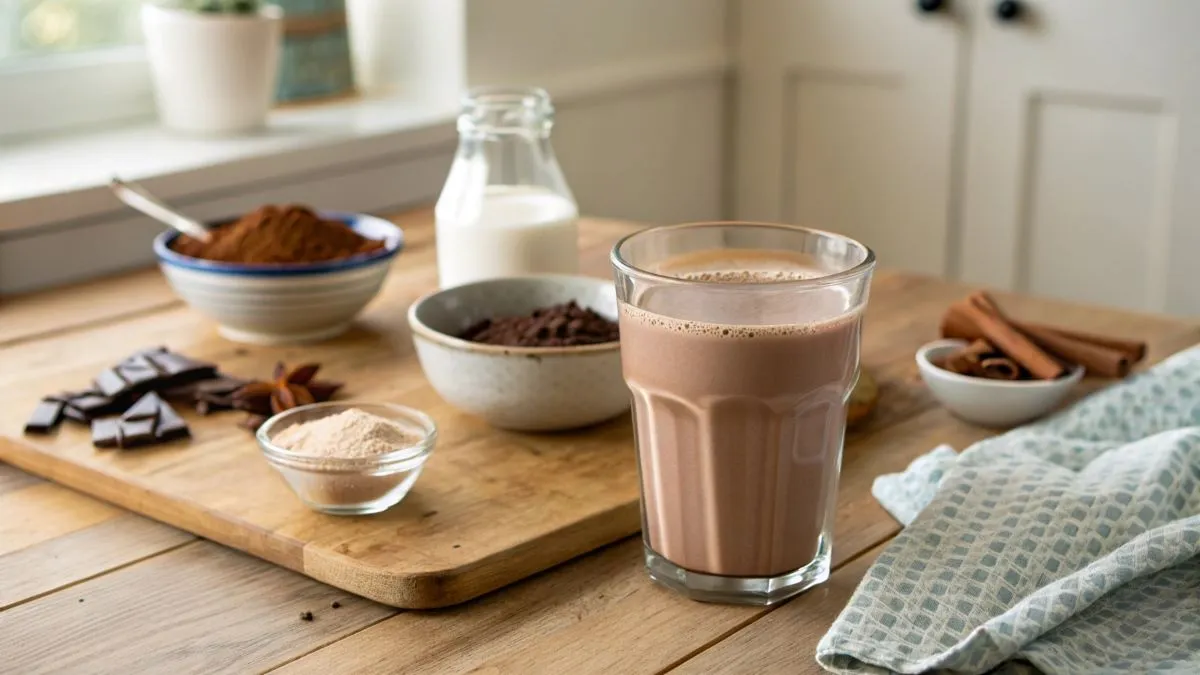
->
[620,250,861,577]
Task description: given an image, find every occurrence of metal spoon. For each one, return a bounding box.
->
[109,176,212,242]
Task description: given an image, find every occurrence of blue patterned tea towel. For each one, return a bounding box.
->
[817,345,1200,674]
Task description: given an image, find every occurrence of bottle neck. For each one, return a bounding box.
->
[457,86,555,139]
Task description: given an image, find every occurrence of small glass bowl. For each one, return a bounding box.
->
[256,402,437,516]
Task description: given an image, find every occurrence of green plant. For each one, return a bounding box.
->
[161,0,262,13]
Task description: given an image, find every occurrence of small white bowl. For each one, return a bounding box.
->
[407,275,628,432]
[916,339,1084,428]
[154,212,402,345]
[257,401,437,516]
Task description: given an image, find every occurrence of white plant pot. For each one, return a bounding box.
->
[142,4,283,134]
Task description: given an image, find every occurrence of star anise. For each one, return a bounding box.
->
[232,362,343,430]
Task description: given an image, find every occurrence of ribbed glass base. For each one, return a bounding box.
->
[643,537,831,606]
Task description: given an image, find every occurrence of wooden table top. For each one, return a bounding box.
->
[2,210,1197,675]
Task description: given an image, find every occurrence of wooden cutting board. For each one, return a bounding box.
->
[0,216,886,610]
[0,220,645,609]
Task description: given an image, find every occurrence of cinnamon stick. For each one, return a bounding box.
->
[952,301,1064,380]
[1020,322,1146,363]
[1009,323,1131,377]
[941,339,995,375]
[978,357,1021,380]
[957,292,1133,377]
[940,304,981,343]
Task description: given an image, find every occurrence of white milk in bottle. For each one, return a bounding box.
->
[436,185,578,288]
[434,87,580,288]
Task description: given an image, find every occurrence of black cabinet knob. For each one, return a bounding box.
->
[916,0,945,13]
[995,0,1022,21]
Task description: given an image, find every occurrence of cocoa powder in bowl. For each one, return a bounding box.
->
[171,205,386,265]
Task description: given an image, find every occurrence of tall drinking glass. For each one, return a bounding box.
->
[611,222,874,605]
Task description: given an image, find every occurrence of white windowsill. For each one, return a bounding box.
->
[0,94,459,231]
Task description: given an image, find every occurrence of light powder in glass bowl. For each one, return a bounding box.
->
[271,408,424,508]
[273,408,421,459]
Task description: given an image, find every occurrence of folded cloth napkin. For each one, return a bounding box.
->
[816,345,1200,675]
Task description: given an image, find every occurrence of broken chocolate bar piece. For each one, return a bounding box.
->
[23,398,65,434]
[47,389,123,425]
[90,392,190,450]
[161,374,246,400]
[63,405,90,424]
[122,393,160,421]
[67,390,122,419]
[116,393,161,448]
[91,418,122,448]
[154,399,191,443]
[94,349,217,399]
[162,374,248,414]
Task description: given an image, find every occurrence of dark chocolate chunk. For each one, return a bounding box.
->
[122,392,162,421]
[94,369,131,398]
[94,349,217,401]
[91,392,190,449]
[118,395,161,448]
[459,301,619,347]
[95,354,164,397]
[123,354,164,384]
[162,374,246,415]
[159,381,201,400]
[63,405,90,424]
[119,419,158,447]
[299,611,314,622]
[69,391,120,417]
[24,399,65,434]
[91,418,122,448]
[154,351,217,379]
[195,375,249,395]
[154,399,191,443]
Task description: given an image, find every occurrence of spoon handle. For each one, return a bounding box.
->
[110,177,213,243]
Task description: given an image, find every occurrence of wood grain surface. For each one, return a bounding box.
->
[0,542,394,675]
[670,545,887,675]
[0,210,1197,674]
[0,219,645,610]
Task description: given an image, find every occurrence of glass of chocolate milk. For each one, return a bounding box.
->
[611,222,874,605]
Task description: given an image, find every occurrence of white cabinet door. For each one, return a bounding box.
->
[734,0,964,275]
[959,0,1200,314]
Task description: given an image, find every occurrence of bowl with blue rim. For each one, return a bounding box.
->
[154,210,403,345]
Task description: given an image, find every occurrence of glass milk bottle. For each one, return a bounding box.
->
[435,87,580,288]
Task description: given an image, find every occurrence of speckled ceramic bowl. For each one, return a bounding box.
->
[407,275,628,431]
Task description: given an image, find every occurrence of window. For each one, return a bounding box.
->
[1,0,153,139]
[2,0,142,58]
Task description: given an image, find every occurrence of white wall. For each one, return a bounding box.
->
[0,0,730,293]
[466,0,730,225]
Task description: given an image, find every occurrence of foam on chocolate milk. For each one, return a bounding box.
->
[625,248,855,339]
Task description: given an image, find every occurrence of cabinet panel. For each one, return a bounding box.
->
[735,0,963,276]
[787,74,948,275]
[1023,97,1172,311]
[959,0,1199,314]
